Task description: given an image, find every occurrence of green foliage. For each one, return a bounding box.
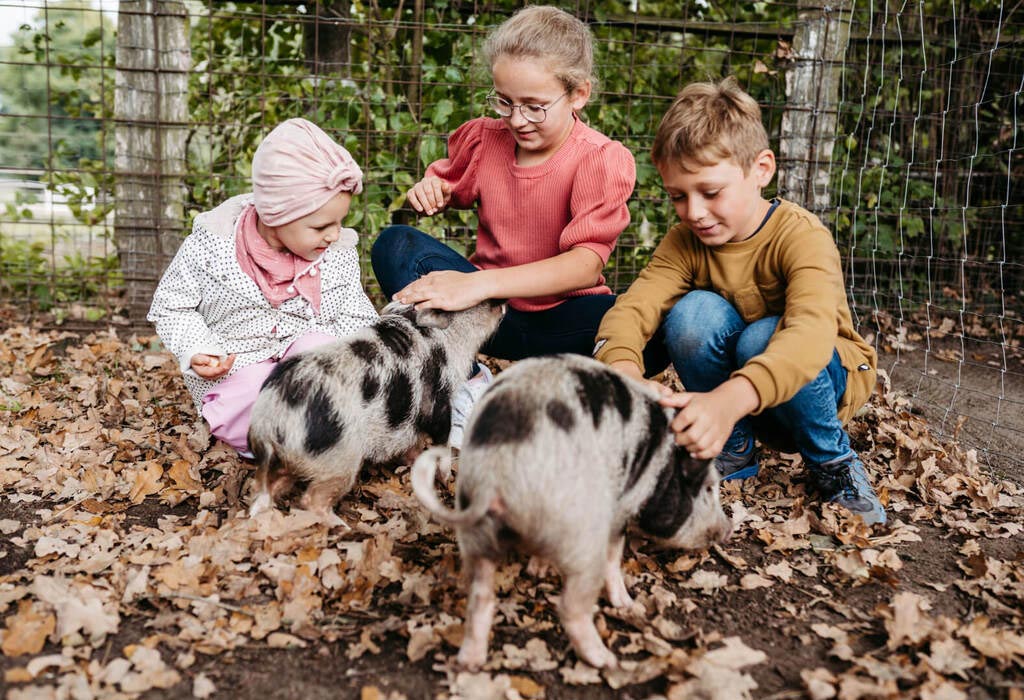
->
[0,0,118,311]
[0,0,115,170]
[0,234,119,310]
[1,0,1019,311]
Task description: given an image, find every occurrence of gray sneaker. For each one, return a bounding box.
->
[809,455,887,525]
[715,436,760,481]
[448,365,493,449]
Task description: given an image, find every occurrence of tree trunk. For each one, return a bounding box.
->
[778,0,851,217]
[114,0,190,326]
[304,0,352,77]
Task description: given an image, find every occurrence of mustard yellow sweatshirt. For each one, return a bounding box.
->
[595,199,876,424]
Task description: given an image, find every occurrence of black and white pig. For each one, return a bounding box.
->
[247,299,503,520]
[412,353,733,669]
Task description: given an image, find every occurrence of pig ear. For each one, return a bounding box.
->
[680,454,713,478]
[414,307,453,330]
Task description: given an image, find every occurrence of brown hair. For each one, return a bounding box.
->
[482,5,595,92]
[651,77,770,171]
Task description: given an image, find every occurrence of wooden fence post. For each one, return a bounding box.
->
[777,0,851,217]
[114,0,190,326]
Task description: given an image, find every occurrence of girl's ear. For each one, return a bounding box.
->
[569,79,592,111]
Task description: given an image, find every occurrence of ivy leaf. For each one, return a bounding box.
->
[432,98,454,127]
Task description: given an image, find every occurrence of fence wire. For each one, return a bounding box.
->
[0,0,1020,472]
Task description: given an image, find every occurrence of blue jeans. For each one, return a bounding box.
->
[372,225,669,368]
[663,290,854,466]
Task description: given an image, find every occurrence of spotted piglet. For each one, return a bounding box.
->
[412,353,733,669]
[247,300,504,521]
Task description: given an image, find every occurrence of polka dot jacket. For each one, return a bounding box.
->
[147,193,380,410]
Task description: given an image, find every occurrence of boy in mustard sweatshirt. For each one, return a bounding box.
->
[594,77,885,525]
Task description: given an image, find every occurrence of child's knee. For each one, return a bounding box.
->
[664,291,739,355]
[735,316,779,364]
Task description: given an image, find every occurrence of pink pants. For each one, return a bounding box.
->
[200,332,338,455]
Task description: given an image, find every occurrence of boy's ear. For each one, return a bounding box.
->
[753,148,777,187]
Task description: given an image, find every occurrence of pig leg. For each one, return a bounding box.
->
[249,465,294,516]
[559,566,617,668]
[457,555,497,670]
[604,535,633,608]
[299,474,355,528]
[526,556,552,578]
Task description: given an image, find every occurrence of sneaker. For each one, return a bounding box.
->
[809,455,887,525]
[715,436,760,481]
[448,364,494,449]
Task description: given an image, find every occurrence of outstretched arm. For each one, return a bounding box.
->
[394,247,603,310]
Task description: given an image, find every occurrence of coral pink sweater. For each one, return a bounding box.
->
[426,116,636,311]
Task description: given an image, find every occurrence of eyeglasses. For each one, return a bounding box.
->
[485,91,570,124]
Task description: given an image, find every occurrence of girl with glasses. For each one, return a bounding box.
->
[371,5,660,448]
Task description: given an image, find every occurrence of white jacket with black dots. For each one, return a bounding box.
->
[148,194,379,410]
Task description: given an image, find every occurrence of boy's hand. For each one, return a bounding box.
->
[660,377,759,459]
[405,176,452,215]
[190,353,235,379]
[609,360,672,397]
[394,270,491,311]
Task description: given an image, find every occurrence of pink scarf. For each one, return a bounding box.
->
[235,204,322,313]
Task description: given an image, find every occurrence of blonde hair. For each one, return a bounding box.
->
[483,5,595,92]
[651,77,770,172]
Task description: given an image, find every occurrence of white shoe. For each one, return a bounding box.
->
[448,365,493,449]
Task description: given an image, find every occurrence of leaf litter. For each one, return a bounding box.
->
[1,322,1022,699]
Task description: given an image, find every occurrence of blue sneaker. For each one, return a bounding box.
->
[715,436,760,481]
[809,456,887,525]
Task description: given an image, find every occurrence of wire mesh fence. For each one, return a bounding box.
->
[0,0,1021,472]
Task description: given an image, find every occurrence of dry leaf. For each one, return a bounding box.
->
[1,601,56,657]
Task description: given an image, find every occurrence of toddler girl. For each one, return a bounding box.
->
[149,118,378,456]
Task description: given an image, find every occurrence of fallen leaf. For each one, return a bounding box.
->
[1,600,56,657]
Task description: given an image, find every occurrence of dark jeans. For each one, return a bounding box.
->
[371,224,669,370]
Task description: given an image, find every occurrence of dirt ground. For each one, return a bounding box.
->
[1,316,1023,699]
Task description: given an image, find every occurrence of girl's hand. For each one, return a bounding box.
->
[405,176,452,215]
[190,353,235,379]
[394,270,491,311]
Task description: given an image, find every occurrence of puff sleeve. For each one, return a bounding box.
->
[561,141,636,263]
[425,118,487,209]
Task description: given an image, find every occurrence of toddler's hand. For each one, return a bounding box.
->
[394,270,490,311]
[405,176,452,215]
[191,353,235,379]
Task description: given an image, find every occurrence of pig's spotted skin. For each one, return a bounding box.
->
[385,370,414,427]
[625,400,670,491]
[261,355,305,406]
[376,319,415,357]
[303,389,342,455]
[468,393,535,446]
[545,399,575,431]
[349,339,378,364]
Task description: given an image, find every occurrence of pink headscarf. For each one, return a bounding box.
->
[251,118,363,227]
